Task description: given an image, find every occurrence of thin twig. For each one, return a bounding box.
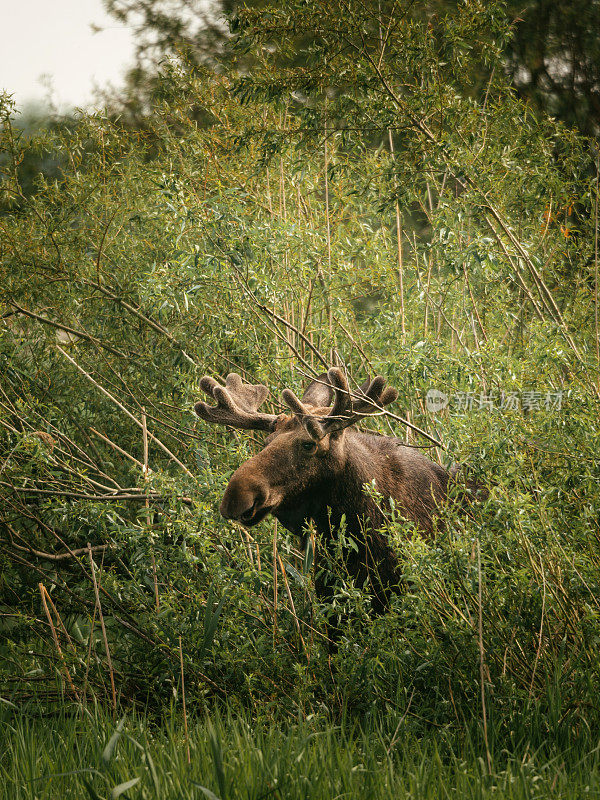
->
[143,408,160,614]
[477,540,492,773]
[179,636,191,764]
[273,520,278,645]
[57,347,194,477]
[88,542,117,714]
[595,156,599,391]
[528,555,547,698]
[82,280,198,366]
[0,484,192,503]
[8,535,111,562]
[90,427,145,470]
[388,128,406,342]
[39,583,80,701]
[8,301,132,360]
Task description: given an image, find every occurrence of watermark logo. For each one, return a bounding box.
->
[426,389,449,413]
[426,390,564,413]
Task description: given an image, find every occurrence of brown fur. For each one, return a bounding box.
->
[195,370,462,642]
[220,407,449,616]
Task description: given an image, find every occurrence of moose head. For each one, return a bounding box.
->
[194,368,400,535]
[195,369,481,643]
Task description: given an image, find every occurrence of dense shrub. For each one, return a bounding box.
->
[1,1,599,760]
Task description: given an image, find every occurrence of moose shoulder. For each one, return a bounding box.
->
[194,369,467,626]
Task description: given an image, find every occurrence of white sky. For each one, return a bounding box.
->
[0,0,137,111]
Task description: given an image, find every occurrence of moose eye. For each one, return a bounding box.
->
[301,440,316,453]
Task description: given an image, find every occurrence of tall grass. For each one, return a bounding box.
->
[1,702,600,799]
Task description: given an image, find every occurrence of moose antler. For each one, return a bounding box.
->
[282,367,398,440]
[194,373,278,432]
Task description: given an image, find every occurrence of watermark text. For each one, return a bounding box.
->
[425,389,564,413]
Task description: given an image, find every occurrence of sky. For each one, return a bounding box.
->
[0,0,137,111]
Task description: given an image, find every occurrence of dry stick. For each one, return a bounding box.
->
[386,688,416,755]
[39,583,80,701]
[237,266,369,379]
[485,203,572,335]
[232,273,326,372]
[279,112,285,218]
[242,271,440,446]
[528,555,547,698]
[179,636,191,764]
[463,263,489,344]
[2,485,191,503]
[483,220,545,322]
[233,520,255,566]
[88,542,117,715]
[43,453,120,495]
[259,297,328,370]
[254,539,262,573]
[2,490,96,568]
[595,157,599,391]
[334,315,375,372]
[282,300,292,364]
[8,301,131,360]
[484,206,590,373]
[2,499,157,650]
[300,277,315,339]
[38,587,76,654]
[323,109,333,352]
[90,427,145,470]
[417,279,468,352]
[477,541,492,773]
[540,196,554,245]
[388,129,406,342]
[276,552,307,654]
[266,164,273,215]
[376,0,399,69]
[95,207,119,286]
[57,346,194,478]
[424,253,433,337]
[143,409,160,614]
[290,302,297,372]
[26,409,117,485]
[82,603,98,707]
[273,520,279,646]
[497,298,530,350]
[0,392,120,490]
[83,281,197,367]
[7,524,111,561]
[442,296,467,347]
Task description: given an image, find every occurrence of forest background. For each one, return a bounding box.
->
[1,1,600,798]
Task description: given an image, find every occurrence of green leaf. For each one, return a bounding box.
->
[82,778,105,800]
[111,777,141,798]
[191,784,221,800]
[102,718,127,764]
[209,725,226,799]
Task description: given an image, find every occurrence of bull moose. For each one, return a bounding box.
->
[194,368,468,645]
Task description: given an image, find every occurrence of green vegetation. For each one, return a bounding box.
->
[2,705,600,799]
[1,1,599,796]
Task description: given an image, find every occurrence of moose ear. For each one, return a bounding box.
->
[301,372,334,408]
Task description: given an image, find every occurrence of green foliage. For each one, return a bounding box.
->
[0,0,599,775]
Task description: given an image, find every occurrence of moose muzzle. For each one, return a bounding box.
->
[219,472,272,526]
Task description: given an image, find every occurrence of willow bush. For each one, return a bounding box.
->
[1,0,599,757]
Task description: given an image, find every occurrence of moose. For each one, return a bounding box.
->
[195,368,470,644]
